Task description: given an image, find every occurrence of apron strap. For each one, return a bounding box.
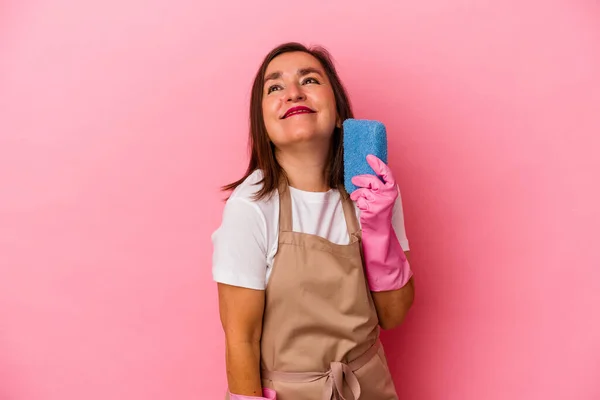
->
[339,186,360,237]
[278,179,293,232]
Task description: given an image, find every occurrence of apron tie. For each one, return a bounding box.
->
[262,339,381,400]
[323,361,361,400]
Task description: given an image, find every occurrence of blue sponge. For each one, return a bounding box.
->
[343,119,388,194]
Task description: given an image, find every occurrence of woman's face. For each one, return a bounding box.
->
[262,52,339,149]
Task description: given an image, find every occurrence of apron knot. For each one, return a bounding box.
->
[325,361,361,400]
[261,339,382,400]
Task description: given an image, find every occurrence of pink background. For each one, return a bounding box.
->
[1,1,599,399]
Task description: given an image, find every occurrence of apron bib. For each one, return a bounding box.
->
[257,181,399,400]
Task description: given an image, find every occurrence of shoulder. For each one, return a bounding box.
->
[226,170,278,217]
[229,170,266,202]
[212,170,278,290]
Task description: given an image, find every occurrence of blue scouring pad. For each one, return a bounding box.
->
[343,119,388,194]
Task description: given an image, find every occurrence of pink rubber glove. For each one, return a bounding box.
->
[350,155,412,292]
[229,388,276,400]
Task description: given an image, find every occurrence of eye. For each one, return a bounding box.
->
[267,84,282,94]
[302,77,320,85]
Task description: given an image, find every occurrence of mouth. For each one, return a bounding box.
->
[282,106,315,119]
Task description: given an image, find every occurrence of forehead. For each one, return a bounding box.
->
[264,51,324,76]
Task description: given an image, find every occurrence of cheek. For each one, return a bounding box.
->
[320,96,338,124]
[316,89,337,116]
[261,99,281,140]
[262,97,280,120]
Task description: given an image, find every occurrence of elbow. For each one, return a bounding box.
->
[378,315,396,330]
[377,279,415,330]
[224,326,262,346]
[379,319,400,331]
[378,306,411,330]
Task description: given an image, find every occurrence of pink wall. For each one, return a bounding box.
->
[1,1,599,399]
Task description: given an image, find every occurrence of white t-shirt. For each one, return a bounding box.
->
[211,170,410,290]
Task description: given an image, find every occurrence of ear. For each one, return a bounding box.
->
[336,115,342,129]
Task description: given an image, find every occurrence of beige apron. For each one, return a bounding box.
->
[256,181,399,400]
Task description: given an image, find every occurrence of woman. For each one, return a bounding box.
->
[212,42,415,400]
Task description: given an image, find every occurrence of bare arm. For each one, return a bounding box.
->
[371,251,415,330]
[217,283,265,396]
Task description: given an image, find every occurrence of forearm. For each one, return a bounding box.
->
[225,338,263,396]
[372,276,415,330]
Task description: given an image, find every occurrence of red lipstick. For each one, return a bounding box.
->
[282,106,315,119]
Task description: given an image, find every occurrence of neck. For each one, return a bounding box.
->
[276,141,331,192]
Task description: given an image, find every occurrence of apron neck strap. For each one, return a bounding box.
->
[339,185,361,236]
[278,178,293,232]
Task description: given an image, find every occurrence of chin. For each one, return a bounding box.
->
[283,130,332,146]
[284,122,336,140]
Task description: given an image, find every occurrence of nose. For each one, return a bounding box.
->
[286,83,305,102]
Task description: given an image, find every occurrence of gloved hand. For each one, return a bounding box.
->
[350,155,413,292]
[228,388,276,400]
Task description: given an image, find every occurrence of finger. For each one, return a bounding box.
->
[356,196,369,211]
[350,187,374,202]
[350,188,374,211]
[366,155,396,188]
[351,174,384,191]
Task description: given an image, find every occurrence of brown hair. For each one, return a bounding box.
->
[222,42,354,200]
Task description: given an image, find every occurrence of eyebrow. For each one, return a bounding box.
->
[264,67,324,83]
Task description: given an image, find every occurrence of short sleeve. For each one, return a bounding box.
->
[391,185,410,251]
[211,198,268,290]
